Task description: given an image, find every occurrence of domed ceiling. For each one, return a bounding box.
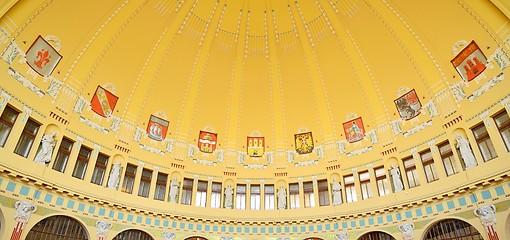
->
[1,0,509,172]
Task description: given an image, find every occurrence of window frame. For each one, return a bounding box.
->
[420,149,439,183]
[121,164,137,194]
[403,156,420,188]
[71,145,92,180]
[494,110,510,152]
[90,153,109,185]
[52,137,74,173]
[472,123,498,161]
[0,105,19,147]
[438,141,459,176]
[13,118,40,158]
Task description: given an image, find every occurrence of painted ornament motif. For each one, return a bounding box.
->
[146,115,169,141]
[90,85,118,118]
[247,136,264,157]
[26,35,62,77]
[451,40,487,82]
[394,89,421,121]
[198,130,217,153]
[294,132,314,154]
[343,117,365,143]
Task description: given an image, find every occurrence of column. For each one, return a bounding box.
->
[95,220,112,240]
[474,204,500,240]
[206,177,213,208]
[10,201,37,240]
[131,161,144,196]
[149,166,159,199]
[312,176,319,207]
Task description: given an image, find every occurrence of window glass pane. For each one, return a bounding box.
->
[154,173,167,201]
[181,178,193,205]
[211,182,222,208]
[72,146,91,179]
[14,119,40,157]
[318,179,329,206]
[250,185,260,210]
[195,180,207,207]
[122,164,137,194]
[264,185,275,210]
[236,184,246,209]
[52,138,74,172]
[0,106,19,147]
[138,169,152,197]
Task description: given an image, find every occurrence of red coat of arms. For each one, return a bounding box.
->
[247,137,264,157]
[451,41,487,82]
[90,86,118,118]
[26,35,62,77]
[198,130,217,153]
[343,117,365,143]
[394,89,421,121]
[294,132,314,154]
[147,115,169,141]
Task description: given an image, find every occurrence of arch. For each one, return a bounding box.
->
[112,229,154,240]
[25,215,88,240]
[184,236,208,240]
[357,231,396,240]
[304,237,324,240]
[422,218,484,239]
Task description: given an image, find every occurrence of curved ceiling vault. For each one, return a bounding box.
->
[2,0,508,172]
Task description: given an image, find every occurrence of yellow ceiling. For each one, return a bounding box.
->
[1,0,509,173]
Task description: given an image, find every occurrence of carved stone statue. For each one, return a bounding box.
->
[398,222,415,240]
[332,177,342,205]
[224,184,234,209]
[14,201,37,223]
[335,232,348,240]
[277,184,287,210]
[95,220,112,238]
[107,162,121,189]
[455,134,477,169]
[162,230,176,240]
[474,204,497,227]
[34,132,56,165]
[169,177,180,203]
[391,165,404,192]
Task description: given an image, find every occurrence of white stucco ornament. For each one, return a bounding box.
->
[398,222,415,240]
[335,231,348,240]
[474,204,497,227]
[14,201,37,223]
[95,220,112,237]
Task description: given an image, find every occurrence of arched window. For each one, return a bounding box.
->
[358,231,395,240]
[113,229,154,240]
[184,237,208,240]
[25,215,88,240]
[424,218,483,239]
[304,238,324,240]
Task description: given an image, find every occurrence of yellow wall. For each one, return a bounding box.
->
[0,0,509,239]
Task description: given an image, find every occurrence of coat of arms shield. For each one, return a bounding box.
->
[394,89,421,121]
[247,136,264,157]
[343,117,365,143]
[90,86,118,118]
[294,132,314,154]
[26,35,62,77]
[451,40,487,82]
[147,115,169,141]
[198,130,217,153]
